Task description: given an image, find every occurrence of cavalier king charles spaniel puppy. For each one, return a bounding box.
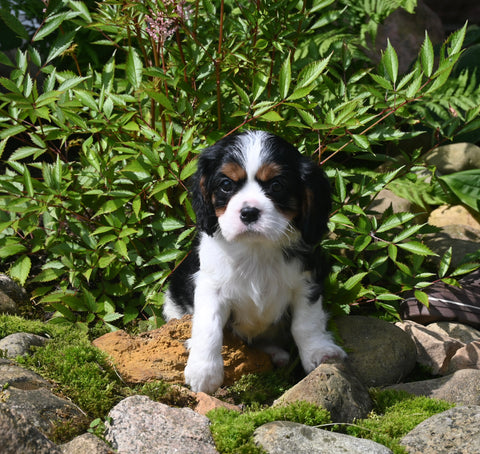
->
[163,130,345,394]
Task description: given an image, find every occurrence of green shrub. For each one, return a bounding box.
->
[0,0,479,328]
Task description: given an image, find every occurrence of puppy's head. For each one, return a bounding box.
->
[191,130,331,245]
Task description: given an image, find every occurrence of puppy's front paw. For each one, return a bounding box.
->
[301,342,346,373]
[184,355,224,394]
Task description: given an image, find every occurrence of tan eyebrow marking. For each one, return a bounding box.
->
[256,162,282,182]
[220,162,247,181]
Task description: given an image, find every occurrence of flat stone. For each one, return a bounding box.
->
[425,224,480,267]
[194,391,241,415]
[396,320,463,375]
[425,142,480,174]
[0,332,49,358]
[337,316,417,386]
[0,405,61,454]
[448,341,480,373]
[254,421,392,454]
[0,274,29,314]
[429,205,480,230]
[0,359,51,389]
[60,433,114,454]
[273,361,372,423]
[401,405,480,453]
[426,322,480,344]
[105,395,217,454]
[387,369,480,406]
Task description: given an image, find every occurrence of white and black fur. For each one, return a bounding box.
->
[163,130,345,393]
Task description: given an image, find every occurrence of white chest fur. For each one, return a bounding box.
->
[196,232,305,340]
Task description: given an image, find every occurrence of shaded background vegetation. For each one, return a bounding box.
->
[0,0,479,331]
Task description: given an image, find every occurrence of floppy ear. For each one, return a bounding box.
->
[298,157,332,246]
[191,148,220,236]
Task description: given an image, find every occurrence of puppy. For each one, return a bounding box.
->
[163,130,345,393]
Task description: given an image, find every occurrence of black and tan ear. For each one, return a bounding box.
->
[298,157,332,246]
[191,147,220,236]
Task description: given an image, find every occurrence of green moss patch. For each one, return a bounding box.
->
[208,401,331,454]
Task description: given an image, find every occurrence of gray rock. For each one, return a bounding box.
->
[0,358,51,389]
[424,142,480,174]
[0,405,62,454]
[369,189,415,215]
[425,224,480,267]
[387,369,480,406]
[426,322,480,344]
[396,320,463,375]
[401,405,480,453]
[0,332,49,358]
[60,433,114,454]
[273,361,372,423]
[337,316,417,386]
[105,395,217,454]
[254,421,393,454]
[0,274,29,314]
[0,360,87,436]
[2,387,87,436]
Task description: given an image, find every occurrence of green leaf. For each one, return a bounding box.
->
[342,272,368,291]
[180,160,197,180]
[353,234,372,253]
[376,213,417,233]
[103,312,123,322]
[34,12,79,41]
[260,110,283,122]
[10,255,31,286]
[451,262,479,277]
[351,134,370,151]
[438,247,452,278]
[439,170,480,212]
[126,48,143,89]
[46,30,76,64]
[279,54,291,99]
[420,31,434,77]
[157,218,184,231]
[23,164,34,197]
[414,290,429,307]
[0,124,27,140]
[447,22,467,57]
[370,73,393,91]
[398,241,436,256]
[296,54,331,89]
[0,243,27,258]
[382,39,398,85]
[0,7,29,39]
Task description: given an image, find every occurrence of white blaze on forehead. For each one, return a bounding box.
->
[236,131,270,180]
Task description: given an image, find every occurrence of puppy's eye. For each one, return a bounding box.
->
[270,180,284,192]
[219,178,234,193]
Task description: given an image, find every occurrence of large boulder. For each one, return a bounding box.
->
[337,316,417,386]
[273,361,372,423]
[105,395,217,454]
[401,405,480,454]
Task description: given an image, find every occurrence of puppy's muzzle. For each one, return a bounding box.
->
[240,206,261,225]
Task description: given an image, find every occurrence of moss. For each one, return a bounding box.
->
[225,370,294,406]
[0,316,456,453]
[345,390,455,454]
[208,390,455,454]
[207,401,331,453]
[12,316,123,418]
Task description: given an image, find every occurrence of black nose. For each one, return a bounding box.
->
[240,206,261,225]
